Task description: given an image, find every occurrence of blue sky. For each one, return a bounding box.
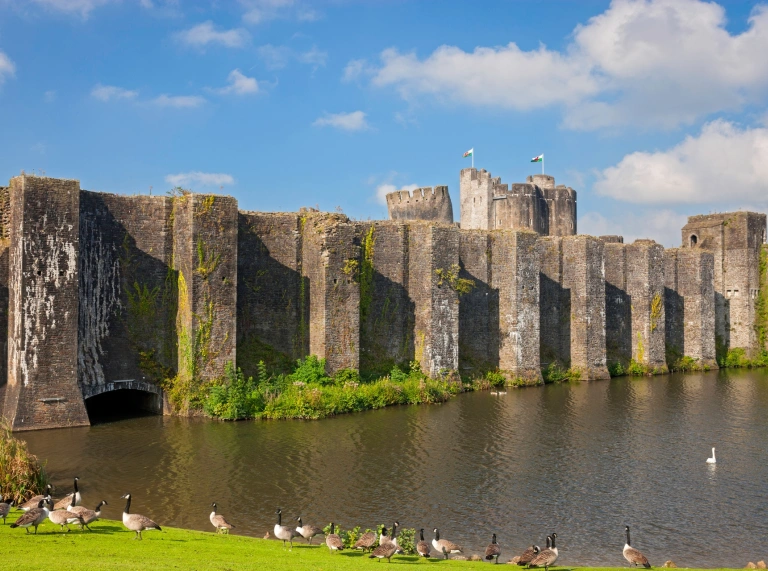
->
[1,0,767,246]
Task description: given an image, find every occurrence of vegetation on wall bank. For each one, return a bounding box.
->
[0,419,48,503]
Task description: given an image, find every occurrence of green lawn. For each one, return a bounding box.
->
[0,510,734,571]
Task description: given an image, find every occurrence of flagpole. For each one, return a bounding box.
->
[472,152,474,169]
[542,155,544,174]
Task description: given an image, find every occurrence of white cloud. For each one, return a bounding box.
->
[257,44,292,69]
[342,59,368,83]
[174,21,250,49]
[313,110,369,131]
[370,45,598,111]
[375,182,418,205]
[257,44,327,70]
[26,0,115,17]
[216,69,259,95]
[297,45,327,68]
[151,94,206,108]
[362,0,768,129]
[594,120,768,204]
[0,51,15,85]
[579,209,689,248]
[241,0,317,24]
[165,171,235,188]
[91,84,139,102]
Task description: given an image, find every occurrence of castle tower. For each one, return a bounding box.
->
[460,169,576,236]
[386,186,454,224]
[681,212,767,357]
[460,168,494,230]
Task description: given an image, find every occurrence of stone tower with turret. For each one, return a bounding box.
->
[681,212,767,357]
[459,168,576,235]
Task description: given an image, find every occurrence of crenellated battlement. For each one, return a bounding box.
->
[460,169,576,236]
[386,185,454,224]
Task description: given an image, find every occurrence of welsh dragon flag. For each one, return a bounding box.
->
[531,154,543,162]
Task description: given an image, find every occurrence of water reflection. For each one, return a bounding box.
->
[20,369,768,567]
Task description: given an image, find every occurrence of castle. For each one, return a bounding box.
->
[0,169,765,430]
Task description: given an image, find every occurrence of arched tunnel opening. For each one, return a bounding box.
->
[85,389,163,424]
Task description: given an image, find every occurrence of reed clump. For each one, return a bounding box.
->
[0,419,48,503]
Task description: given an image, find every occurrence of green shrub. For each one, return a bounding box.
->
[485,370,506,388]
[626,359,647,376]
[333,368,361,386]
[291,355,332,385]
[542,363,580,383]
[0,419,48,504]
[203,363,262,420]
[608,362,625,377]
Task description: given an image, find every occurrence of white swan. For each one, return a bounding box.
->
[706,447,716,464]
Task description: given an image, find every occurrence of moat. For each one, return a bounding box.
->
[20,369,768,567]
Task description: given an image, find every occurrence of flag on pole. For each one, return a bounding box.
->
[531,154,543,163]
[463,148,474,158]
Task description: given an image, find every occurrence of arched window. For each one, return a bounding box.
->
[690,234,698,247]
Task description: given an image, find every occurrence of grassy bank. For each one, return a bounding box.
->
[0,512,740,571]
[194,357,499,421]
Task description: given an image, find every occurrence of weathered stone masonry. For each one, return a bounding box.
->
[1,173,766,431]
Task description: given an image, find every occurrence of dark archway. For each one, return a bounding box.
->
[84,383,163,424]
[690,234,698,247]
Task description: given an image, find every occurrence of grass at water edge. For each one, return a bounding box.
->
[0,511,745,571]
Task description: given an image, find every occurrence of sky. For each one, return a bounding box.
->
[1,0,767,247]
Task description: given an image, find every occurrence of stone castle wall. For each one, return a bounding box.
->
[386,186,453,224]
[1,174,765,431]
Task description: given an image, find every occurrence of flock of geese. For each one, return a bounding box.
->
[1,477,161,540]
[1,478,655,568]
[272,509,652,567]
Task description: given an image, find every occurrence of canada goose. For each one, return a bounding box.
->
[707,447,716,464]
[10,498,50,534]
[0,499,14,524]
[54,477,81,510]
[529,533,558,571]
[210,503,234,534]
[623,526,651,568]
[369,538,402,562]
[485,533,502,564]
[432,528,463,559]
[354,526,378,552]
[71,501,107,531]
[416,528,431,557]
[390,521,400,547]
[273,509,298,548]
[518,544,541,566]
[20,484,53,511]
[121,493,161,540]
[48,497,84,532]
[295,516,323,544]
[326,522,344,553]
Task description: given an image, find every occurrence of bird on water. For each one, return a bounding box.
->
[707,447,716,464]
[623,526,651,568]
